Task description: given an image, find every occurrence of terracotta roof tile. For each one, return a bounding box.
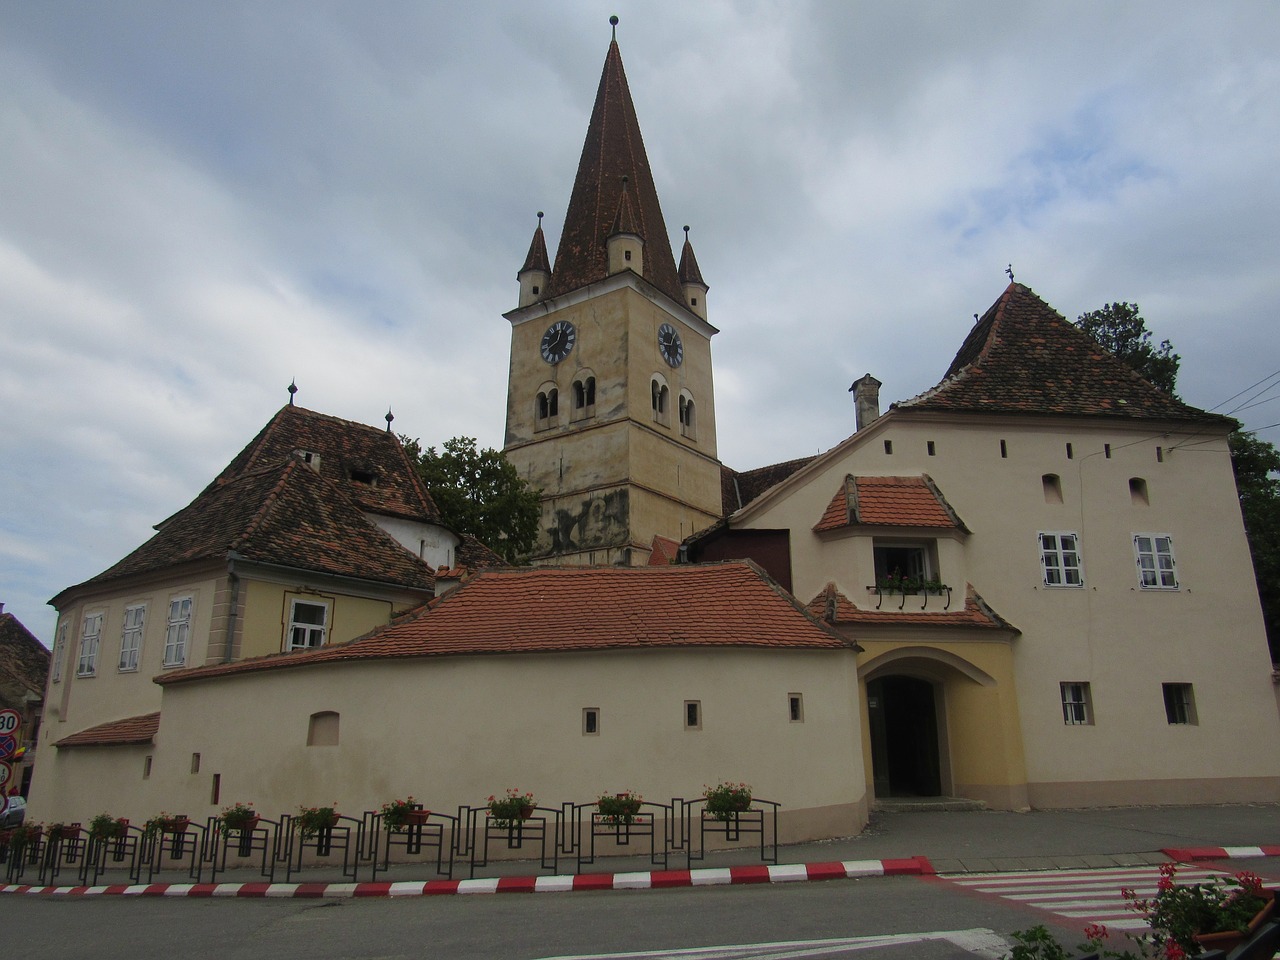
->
[204,405,441,525]
[646,534,680,565]
[55,712,160,748]
[677,228,705,288]
[519,216,551,275]
[157,563,852,686]
[0,612,50,700]
[76,458,433,593]
[814,476,965,532]
[545,40,683,303]
[897,283,1233,425]
[806,583,1016,631]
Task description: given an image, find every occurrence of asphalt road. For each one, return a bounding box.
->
[0,873,1065,960]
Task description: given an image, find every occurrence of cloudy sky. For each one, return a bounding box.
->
[3,2,1278,644]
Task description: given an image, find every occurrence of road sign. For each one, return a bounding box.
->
[0,709,19,736]
[0,761,12,790]
[0,734,15,760]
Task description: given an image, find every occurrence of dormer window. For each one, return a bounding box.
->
[350,469,377,486]
[295,450,321,471]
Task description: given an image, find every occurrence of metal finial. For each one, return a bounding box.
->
[610,15,618,40]
[1006,264,1015,281]
[683,225,690,237]
[288,379,298,405]
[385,407,394,433]
[536,210,544,225]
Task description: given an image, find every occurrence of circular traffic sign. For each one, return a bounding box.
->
[0,709,19,736]
[0,761,12,789]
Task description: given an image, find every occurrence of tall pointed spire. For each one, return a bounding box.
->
[546,21,682,303]
[519,211,551,275]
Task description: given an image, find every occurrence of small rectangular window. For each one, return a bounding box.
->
[1134,534,1178,589]
[119,604,146,672]
[684,700,701,729]
[1060,682,1092,725]
[211,773,221,805]
[583,707,600,735]
[1066,442,1074,460]
[78,612,104,676]
[287,599,329,650]
[1039,532,1084,587]
[1104,443,1112,459]
[1156,446,1164,463]
[1163,683,1196,725]
[164,596,193,667]
[788,694,804,722]
[51,623,67,683]
[143,755,153,779]
[926,441,936,457]
[1000,439,1008,459]
[190,752,201,774]
[883,440,893,455]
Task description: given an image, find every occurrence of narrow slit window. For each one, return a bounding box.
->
[190,752,201,774]
[211,773,221,805]
[883,440,893,455]
[926,441,936,457]
[1000,439,1008,459]
[788,694,804,722]
[143,756,153,779]
[1156,446,1164,463]
[583,707,600,736]
[1066,442,1074,460]
[684,700,701,730]
[1104,443,1112,459]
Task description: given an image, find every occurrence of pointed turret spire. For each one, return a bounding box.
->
[678,225,708,319]
[517,211,552,306]
[546,20,682,303]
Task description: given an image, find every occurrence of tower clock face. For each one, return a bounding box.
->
[540,320,576,364]
[657,323,683,367]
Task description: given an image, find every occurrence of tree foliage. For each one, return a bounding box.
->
[1078,301,1280,662]
[1075,301,1181,395]
[402,436,541,564]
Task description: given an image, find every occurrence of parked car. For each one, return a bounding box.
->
[2,795,26,827]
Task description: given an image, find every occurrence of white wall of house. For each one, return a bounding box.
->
[35,646,868,842]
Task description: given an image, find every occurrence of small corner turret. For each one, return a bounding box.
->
[517,211,551,308]
[606,177,644,277]
[678,225,708,320]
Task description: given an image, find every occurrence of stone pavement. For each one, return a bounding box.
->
[3,803,1277,898]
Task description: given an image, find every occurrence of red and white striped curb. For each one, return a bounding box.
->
[1164,845,1280,862]
[0,856,932,898]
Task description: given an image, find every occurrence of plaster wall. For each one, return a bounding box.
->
[32,647,868,842]
[742,414,1280,802]
[370,515,460,570]
[238,581,401,660]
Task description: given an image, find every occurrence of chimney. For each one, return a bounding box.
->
[850,374,882,431]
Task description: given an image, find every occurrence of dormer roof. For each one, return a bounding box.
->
[897,282,1232,425]
[545,38,682,303]
[814,476,967,533]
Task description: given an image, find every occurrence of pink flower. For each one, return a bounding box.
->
[1083,923,1108,941]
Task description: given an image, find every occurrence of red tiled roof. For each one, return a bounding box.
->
[897,283,1232,425]
[77,457,433,593]
[55,712,160,748]
[677,229,705,287]
[544,40,683,304]
[814,476,965,532]
[203,405,441,524]
[806,583,1016,631]
[157,563,852,686]
[646,534,680,565]
[519,215,551,275]
[0,612,50,699]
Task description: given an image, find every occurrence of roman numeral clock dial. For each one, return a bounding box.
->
[658,323,683,367]
[540,320,576,364]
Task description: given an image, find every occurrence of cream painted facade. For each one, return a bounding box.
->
[731,409,1280,808]
[504,275,722,563]
[38,647,868,843]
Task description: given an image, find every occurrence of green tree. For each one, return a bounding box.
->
[1229,431,1280,662]
[1077,302,1280,662]
[1075,301,1181,395]
[402,436,541,564]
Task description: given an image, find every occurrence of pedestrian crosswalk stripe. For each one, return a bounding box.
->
[940,865,1232,932]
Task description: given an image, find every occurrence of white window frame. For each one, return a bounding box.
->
[119,603,146,672]
[286,599,329,651]
[1060,682,1092,725]
[78,612,104,676]
[164,596,193,667]
[1039,531,1084,587]
[51,623,67,683]
[1134,533,1178,589]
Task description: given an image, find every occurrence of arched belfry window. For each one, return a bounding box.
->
[572,372,597,421]
[535,384,559,431]
[679,390,696,439]
[651,375,670,426]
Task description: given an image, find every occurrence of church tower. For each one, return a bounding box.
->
[503,22,722,565]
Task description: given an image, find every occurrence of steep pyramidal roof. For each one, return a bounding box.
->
[206,405,441,524]
[519,214,551,276]
[545,38,682,303]
[898,282,1232,424]
[677,227,706,288]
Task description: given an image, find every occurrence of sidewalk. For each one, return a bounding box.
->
[4,803,1278,898]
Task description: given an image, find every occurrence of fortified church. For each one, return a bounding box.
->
[29,26,1280,837]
